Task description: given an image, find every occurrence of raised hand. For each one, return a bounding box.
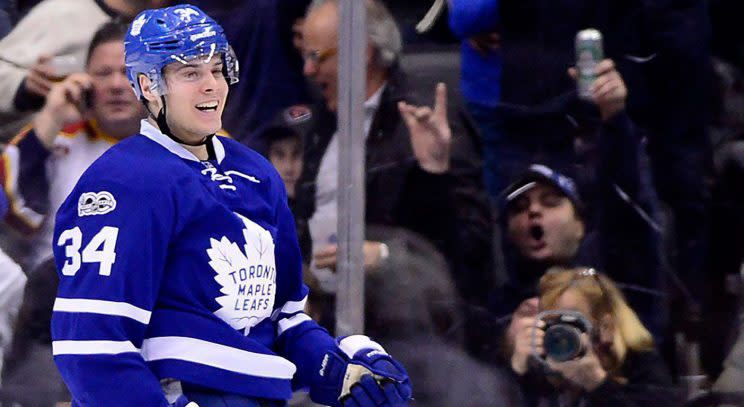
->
[398,83,452,174]
[24,54,57,98]
[32,72,93,149]
[569,59,627,121]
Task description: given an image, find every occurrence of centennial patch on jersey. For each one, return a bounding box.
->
[208,213,276,335]
[78,192,117,217]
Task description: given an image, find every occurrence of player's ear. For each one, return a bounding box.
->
[138,74,161,110]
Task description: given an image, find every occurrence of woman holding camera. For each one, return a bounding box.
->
[508,267,679,406]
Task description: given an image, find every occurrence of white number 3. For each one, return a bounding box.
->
[57,226,119,276]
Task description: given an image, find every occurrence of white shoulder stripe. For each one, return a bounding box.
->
[141,336,296,379]
[271,296,308,320]
[53,340,138,355]
[53,298,152,324]
[277,313,312,336]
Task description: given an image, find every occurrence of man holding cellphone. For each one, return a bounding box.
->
[2,21,145,269]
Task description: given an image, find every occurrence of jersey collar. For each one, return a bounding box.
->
[139,120,225,164]
[87,120,120,144]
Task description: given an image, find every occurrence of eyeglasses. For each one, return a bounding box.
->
[573,267,613,310]
[302,47,338,65]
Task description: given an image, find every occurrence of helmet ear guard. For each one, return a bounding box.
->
[133,70,166,101]
[223,45,239,85]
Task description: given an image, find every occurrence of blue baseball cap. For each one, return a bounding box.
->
[500,164,583,214]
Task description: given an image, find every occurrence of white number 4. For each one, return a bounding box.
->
[57,226,119,276]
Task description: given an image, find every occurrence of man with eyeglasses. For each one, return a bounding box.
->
[2,21,145,269]
[0,0,170,140]
[295,0,493,343]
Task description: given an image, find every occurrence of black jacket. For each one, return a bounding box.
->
[516,350,683,407]
[294,66,494,306]
[491,111,667,342]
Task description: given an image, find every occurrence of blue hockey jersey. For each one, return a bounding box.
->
[51,120,336,406]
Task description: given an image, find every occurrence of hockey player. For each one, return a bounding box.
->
[50,4,411,407]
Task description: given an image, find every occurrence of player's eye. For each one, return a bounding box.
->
[182,69,199,80]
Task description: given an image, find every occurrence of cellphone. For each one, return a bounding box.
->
[81,88,94,109]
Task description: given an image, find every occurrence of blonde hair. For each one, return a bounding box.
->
[539,267,654,375]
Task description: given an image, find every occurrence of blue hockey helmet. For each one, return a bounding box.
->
[124,4,239,100]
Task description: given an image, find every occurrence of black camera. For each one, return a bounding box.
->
[531,310,593,362]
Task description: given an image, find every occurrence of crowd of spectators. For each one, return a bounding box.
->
[0,0,742,406]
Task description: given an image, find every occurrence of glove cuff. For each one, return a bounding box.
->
[337,335,387,358]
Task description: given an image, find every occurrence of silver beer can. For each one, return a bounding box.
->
[575,28,604,100]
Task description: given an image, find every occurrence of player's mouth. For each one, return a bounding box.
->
[195,101,219,112]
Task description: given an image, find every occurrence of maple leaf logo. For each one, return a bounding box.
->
[208,213,276,335]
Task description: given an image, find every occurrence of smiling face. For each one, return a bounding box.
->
[163,56,228,142]
[88,41,144,137]
[302,2,340,111]
[506,182,585,264]
[140,55,228,143]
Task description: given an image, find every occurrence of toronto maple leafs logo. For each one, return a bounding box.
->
[130,14,146,36]
[174,7,200,22]
[208,213,276,335]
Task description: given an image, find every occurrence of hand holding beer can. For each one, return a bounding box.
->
[49,54,80,82]
[575,29,603,100]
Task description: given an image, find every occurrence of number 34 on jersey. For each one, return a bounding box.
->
[57,226,119,276]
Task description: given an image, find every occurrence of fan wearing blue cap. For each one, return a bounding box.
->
[502,164,585,266]
[50,5,411,407]
[495,157,666,387]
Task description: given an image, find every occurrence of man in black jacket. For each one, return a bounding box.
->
[296,0,493,317]
[494,59,668,362]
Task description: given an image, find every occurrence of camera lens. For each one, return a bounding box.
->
[544,324,583,362]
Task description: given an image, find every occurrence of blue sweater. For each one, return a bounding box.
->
[52,121,336,406]
[448,0,501,108]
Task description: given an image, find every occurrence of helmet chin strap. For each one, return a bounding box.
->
[145,96,215,148]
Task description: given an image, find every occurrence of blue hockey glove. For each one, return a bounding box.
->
[310,335,412,407]
[170,395,199,407]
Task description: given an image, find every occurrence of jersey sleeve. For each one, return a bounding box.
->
[269,174,336,390]
[2,127,49,235]
[51,172,174,407]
